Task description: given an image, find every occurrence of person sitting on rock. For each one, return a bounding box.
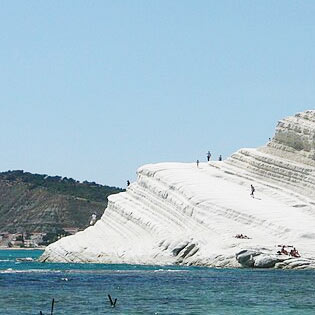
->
[281,246,288,255]
[235,234,250,239]
[290,248,300,258]
[294,248,301,257]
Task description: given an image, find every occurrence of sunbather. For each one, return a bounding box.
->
[281,246,288,255]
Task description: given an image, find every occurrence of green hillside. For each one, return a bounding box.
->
[0,170,124,234]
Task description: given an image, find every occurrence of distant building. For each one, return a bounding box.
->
[24,239,36,248]
[11,240,24,247]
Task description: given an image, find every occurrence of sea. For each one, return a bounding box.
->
[1,250,315,314]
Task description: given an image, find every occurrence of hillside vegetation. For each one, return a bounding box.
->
[0,170,124,234]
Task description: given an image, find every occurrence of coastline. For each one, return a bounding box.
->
[0,247,46,250]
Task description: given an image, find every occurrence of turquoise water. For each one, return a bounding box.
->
[1,250,315,314]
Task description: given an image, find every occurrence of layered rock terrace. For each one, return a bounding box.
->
[40,110,315,269]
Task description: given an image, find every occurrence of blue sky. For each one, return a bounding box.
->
[0,1,314,187]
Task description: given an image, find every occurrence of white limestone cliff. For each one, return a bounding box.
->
[40,110,315,269]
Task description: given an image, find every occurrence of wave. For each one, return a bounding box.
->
[0,266,191,275]
[16,257,34,262]
[153,269,189,273]
[0,268,62,274]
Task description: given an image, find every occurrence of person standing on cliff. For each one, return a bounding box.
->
[207,151,211,161]
[250,184,255,198]
[196,159,199,168]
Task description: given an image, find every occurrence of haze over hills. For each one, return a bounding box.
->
[0,170,123,234]
[41,110,315,269]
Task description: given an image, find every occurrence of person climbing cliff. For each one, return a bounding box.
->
[250,184,255,198]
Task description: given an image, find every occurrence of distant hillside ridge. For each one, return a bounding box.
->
[0,170,124,234]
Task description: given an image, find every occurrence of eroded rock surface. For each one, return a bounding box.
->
[40,110,315,269]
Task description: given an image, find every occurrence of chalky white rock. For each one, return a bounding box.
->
[40,110,315,269]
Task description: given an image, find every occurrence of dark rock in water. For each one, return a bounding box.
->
[253,254,280,268]
[235,249,313,269]
[236,250,260,267]
[236,250,283,268]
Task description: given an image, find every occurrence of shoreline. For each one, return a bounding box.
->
[0,247,46,250]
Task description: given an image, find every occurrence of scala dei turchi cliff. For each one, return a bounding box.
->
[40,110,315,269]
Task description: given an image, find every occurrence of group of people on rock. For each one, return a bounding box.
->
[198,152,258,200]
[196,151,222,167]
[206,151,222,162]
[235,234,250,239]
[277,245,300,258]
[233,237,301,258]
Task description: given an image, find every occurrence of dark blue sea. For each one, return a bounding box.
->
[1,250,315,314]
